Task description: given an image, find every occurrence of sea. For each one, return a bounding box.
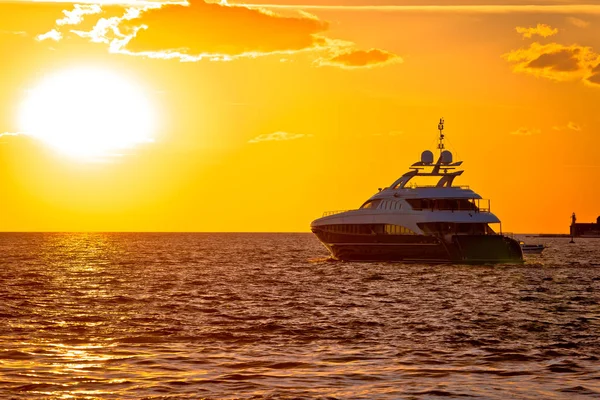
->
[0,233,599,399]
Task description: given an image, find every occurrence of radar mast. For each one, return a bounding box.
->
[437,118,445,157]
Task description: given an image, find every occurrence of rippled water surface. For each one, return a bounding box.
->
[1,233,599,399]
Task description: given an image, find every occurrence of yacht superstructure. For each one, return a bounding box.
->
[311,119,523,263]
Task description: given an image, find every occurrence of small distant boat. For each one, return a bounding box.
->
[520,242,545,254]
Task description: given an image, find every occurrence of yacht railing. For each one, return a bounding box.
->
[322,210,354,217]
[404,184,471,190]
[409,206,489,212]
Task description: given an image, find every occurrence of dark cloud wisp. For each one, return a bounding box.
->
[527,49,580,72]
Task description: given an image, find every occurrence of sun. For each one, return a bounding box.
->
[19,68,155,159]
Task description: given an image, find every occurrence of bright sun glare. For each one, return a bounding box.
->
[19,68,155,159]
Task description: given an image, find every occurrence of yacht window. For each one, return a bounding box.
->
[406,198,480,211]
[321,224,415,235]
[417,222,494,235]
[384,224,416,235]
[360,199,383,209]
[372,225,385,234]
[373,200,401,210]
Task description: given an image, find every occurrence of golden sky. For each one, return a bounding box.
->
[0,0,599,232]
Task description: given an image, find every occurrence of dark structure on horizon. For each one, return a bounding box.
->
[571,214,600,237]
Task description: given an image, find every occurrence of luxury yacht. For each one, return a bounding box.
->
[311,119,523,264]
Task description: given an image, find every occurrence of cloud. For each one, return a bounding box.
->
[120,1,329,58]
[248,131,312,143]
[318,48,401,69]
[527,48,579,71]
[71,6,146,50]
[56,4,102,26]
[0,30,27,36]
[504,42,600,85]
[567,121,582,131]
[34,4,149,48]
[516,23,558,39]
[1,2,112,41]
[510,127,540,136]
[566,17,590,28]
[36,1,399,68]
[37,29,62,42]
[587,63,600,86]
[553,122,583,132]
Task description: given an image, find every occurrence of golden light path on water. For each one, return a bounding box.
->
[0,233,599,399]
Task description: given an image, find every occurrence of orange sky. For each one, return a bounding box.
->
[0,0,599,232]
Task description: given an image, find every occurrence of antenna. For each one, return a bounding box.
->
[437,118,445,156]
